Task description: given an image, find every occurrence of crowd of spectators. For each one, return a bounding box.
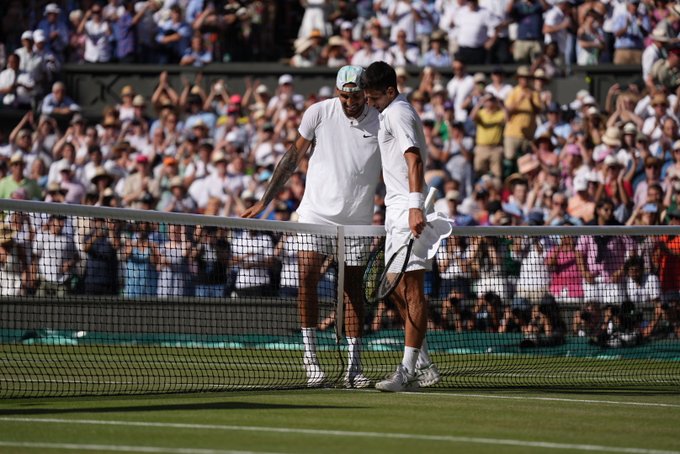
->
[0,0,679,345]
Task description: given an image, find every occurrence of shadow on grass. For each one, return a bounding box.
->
[0,401,365,416]
[429,385,680,397]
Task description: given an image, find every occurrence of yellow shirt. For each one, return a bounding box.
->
[504,86,542,140]
[475,108,505,146]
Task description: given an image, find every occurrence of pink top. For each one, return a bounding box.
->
[547,247,584,299]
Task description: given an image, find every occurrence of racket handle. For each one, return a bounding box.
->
[424,186,438,211]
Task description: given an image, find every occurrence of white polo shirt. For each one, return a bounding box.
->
[377,94,428,211]
[296,98,381,225]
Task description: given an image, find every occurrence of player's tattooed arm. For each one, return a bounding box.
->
[259,134,310,208]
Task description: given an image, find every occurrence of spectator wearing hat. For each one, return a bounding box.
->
[611,0,650,65]
[290,37,320,68]
[266,74,302,118]
[15,31,39,79]
[508,0,546,64]
[532,68,552,107]
[0,153,42,200]
[44,181,67,203]
[117,85,137,122]
[120,155,160,209]
[567,174,596,223]
[0,53,35,109]
[642,28,671,81]
[649,47,680,91]
[576,8,605,66]
[160,176,197,214]
[321,35,350,67]
[90,165,114,196]
[387,29,420,67]
[593,126,623,164]
[31,29,61,96]
[37,3,69,63]
[421,30,450,68]
[485,67,512,102]
[77,3,113,63]
[642,93,672,142]
[503,65,543,173]
[471,93,506,179]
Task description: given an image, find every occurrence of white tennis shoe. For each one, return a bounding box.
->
[304,356,326,387]
[375,365,419,392]
[344,370,371,389]
[415,363,441,387]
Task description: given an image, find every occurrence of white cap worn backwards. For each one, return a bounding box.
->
[336,65,365,93]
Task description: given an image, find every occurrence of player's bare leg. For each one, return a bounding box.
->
[343,266,370,387]
[299,250,326,386]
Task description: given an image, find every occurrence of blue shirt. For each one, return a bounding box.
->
[421,50,452,68]
[612,12,649,50]
[511,2,543,41]
[37,18,69,61]
[113,11,136,59]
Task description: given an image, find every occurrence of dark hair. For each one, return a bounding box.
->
[362,61,397,93]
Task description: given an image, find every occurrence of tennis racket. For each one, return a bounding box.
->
[364,187,437,304]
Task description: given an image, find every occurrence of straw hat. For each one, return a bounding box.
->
[533,68,549,80]
[517,154,540,174]
[602,126,622,147]
[651,27,670,42]
[46,182,67,194]
[91,166,112,183]
[516,66,532,77]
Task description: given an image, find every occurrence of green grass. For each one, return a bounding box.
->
[1,388,679,453]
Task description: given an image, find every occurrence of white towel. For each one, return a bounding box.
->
[412,212,453,260]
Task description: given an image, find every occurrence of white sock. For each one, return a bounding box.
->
[302,327,317,361]
[346,337,361,373]
[401,346,420,375]
[416,338,431,369]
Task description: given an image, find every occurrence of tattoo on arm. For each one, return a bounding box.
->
[259,143,301,207]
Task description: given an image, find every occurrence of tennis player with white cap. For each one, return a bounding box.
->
[363,60,442,392]
[243,66,381,388]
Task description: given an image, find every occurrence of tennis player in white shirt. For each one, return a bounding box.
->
[363,61,441,392]
[243,66,381,388]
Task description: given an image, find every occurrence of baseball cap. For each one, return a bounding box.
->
[336,65,364,93]
[278,74,293,85]
[44,3,60,15]
[21,31,33,41]
[33,30,46,43]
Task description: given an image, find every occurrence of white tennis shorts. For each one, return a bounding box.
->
[385,206,431,272]
[296,215,371,267]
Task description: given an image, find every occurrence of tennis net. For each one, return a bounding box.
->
[1,200,679,397]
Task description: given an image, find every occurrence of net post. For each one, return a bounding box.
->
[335,225,346,345]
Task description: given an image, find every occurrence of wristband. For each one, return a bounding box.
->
[408,192,424,209]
